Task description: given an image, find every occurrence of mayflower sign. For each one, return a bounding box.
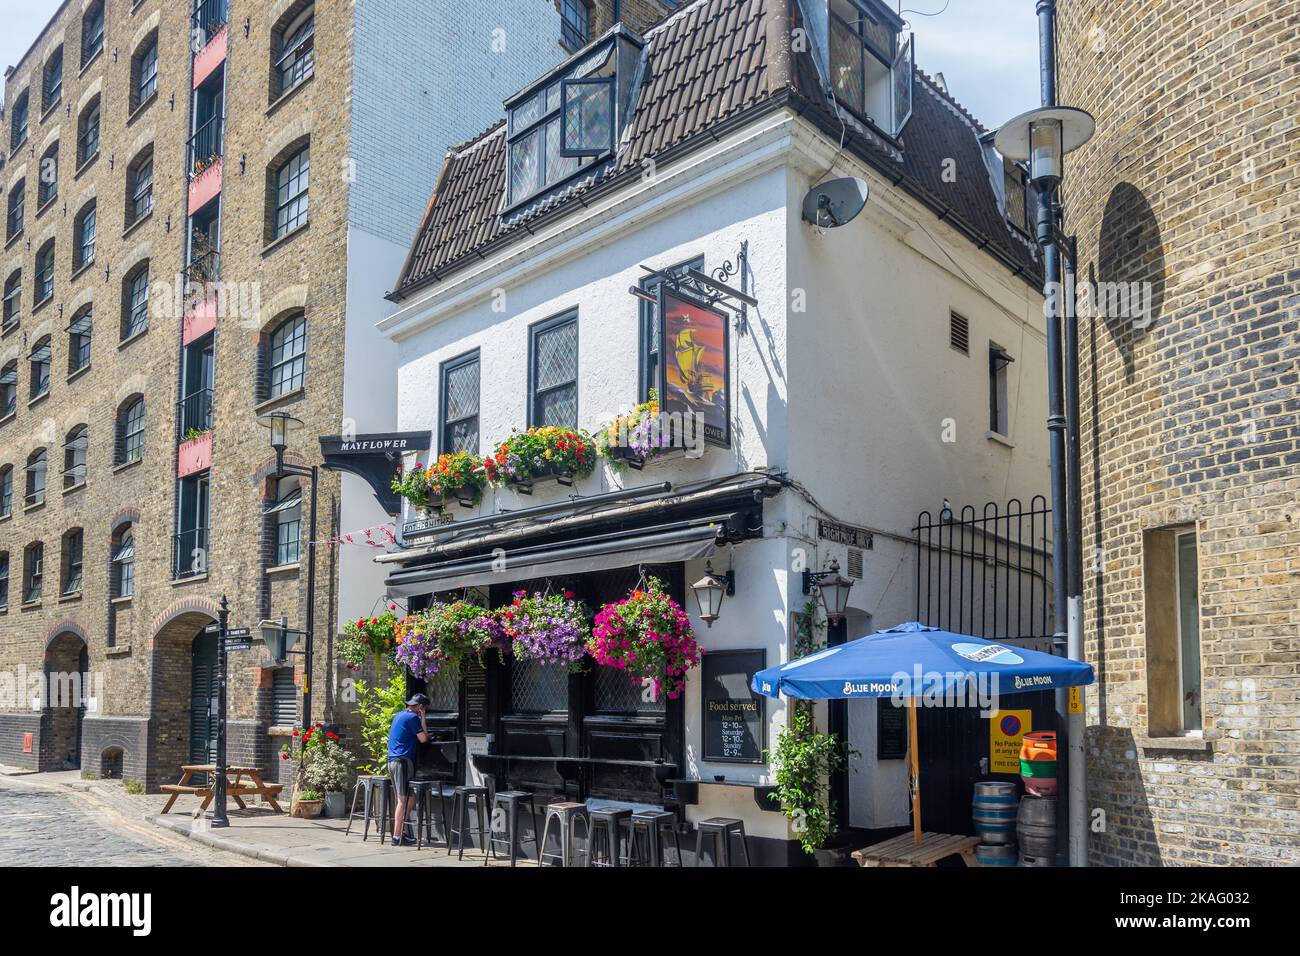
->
[318,431,433,515]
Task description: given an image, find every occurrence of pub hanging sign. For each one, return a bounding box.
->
[658,287,731,448]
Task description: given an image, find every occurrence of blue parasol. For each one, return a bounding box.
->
[751,622,1094,847]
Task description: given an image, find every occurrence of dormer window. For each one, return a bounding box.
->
[505,38,630,212]
[828,0,914,139]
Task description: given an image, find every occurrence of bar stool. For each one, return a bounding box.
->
[538,802,590,867]
[344,775,390,843]
[587,806,633,868]
[625,809,682,867]
[695,817,752,866]
[447,785,490,861]
[426,781,459,846]
[403,779,441,850]
[489,790,540,866]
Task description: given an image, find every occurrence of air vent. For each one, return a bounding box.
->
[950,312,970,355]
[847,547,864,579]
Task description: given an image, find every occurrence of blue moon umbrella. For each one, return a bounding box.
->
[751,622,1095,848]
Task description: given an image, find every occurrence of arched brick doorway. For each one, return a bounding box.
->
[148,606,218,790]
[44,631,90,771]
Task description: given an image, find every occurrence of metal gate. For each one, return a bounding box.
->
[911,498,1057,836]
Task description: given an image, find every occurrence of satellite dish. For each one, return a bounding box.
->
[802,177,869,229]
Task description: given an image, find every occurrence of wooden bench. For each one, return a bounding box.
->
[160,765,285,816]
[852,832,981,867]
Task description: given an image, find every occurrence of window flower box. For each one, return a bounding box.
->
[596,392,693,471]
[483,427,596,493]
[392,452,487,512]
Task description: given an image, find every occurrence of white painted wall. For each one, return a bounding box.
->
[380,112,1048,839]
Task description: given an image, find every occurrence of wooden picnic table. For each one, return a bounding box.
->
[851,832,981,867]
[160,764,284,817]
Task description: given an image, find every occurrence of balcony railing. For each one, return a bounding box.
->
[174,528,210,580]
[188,115,224,180]
[177,388,214,440]
[191,0,230,50]
[182,249,222,288]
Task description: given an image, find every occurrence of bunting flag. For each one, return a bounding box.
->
[316,524,398,549]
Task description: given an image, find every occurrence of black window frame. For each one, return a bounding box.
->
[135,35,159,108]
[119,396,146,464]
[43,47,64,113]
[2,270,20,332]
[527,311,579,429]
[271,476,302,567]
[122,262,150,339]
[0,551,8,609]
[75,201,97,270]
[560,0,590,53]
[25,450,47,507]
[29,337,52,399]
[266,311,307,398]
[438,348,481,455]
[127,149,154,226]
[23,542,43,603]
[7,180,26,239]
[67,306,92,374]
[275,6,316,97]
[61,528,84,595]
[272,145,310,239]
[63,425,88,488]
[10,91,29,152]
[82,1,105,66]
[0,466,11,517]
[112,525,135,598]
[0,361,17,417]
[35,241,56,304]
[37,143,59,208]
[78,98,101,167]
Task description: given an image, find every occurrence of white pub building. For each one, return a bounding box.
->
[375,0,1051,864]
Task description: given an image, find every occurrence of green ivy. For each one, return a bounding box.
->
[767,703,850,855]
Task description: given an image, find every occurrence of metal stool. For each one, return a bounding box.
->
[489,790,540,866]
[695,817,751,866]
[538,802,590,867]
[401,779,441,850]
[447,785,489,861]
[426,782,459,846]
[344,775,390,842]
[587,807,633,868]
[625,810,682,867]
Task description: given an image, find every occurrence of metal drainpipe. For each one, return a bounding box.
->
[1035,0,1073,867]
[1064,235,1088,867]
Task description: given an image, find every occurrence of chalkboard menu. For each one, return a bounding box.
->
[464,660,489,733]
[702,649,766,763]
[877,698,908,759]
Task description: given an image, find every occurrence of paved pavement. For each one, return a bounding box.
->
[0,769,531,867]
[0,775,268,867]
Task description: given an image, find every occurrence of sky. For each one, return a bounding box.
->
[1,0,1040,135]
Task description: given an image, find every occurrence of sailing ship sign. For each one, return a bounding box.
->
[658,286,731,447]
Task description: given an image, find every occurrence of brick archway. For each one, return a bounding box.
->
[43,629,90,772]
[145,602,220,791]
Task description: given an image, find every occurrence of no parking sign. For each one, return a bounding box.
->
[989,709,1032,774]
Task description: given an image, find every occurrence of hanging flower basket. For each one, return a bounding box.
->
[596,392,680,471]
[338,610,399,672]
[392,452,488,512]
[394,601,506,682]
[481,427,597,492]
[588,578,701,701]
[500,590,591,669]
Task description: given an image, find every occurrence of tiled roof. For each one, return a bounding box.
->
[390,0,1038,301]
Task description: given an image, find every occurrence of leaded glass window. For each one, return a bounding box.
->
[440,352,480,454]
[530,315,578,428]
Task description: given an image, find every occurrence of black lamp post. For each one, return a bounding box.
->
[994,0,1096,868]
[258,411,319,728]
[211,594,230,829]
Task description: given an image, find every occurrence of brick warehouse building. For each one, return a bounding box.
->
[0,0,669,787]
[1057,1,1299,864]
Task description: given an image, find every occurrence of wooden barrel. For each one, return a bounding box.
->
[975,843,1018,866]
[971,781,1019,845]
[1016,795,1057,865]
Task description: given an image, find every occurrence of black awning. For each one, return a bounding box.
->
[385,514,732,597]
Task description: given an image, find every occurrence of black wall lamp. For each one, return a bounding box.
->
[802,558,854,623]
[691,560,735,628]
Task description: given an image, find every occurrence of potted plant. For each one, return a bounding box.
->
[302,735,354,818]
[596,391,677,470]
[293,789,324,818]
[391,451,487,512]
[338,609,399,673]
[588,577,701,701]
[500,589,590,669]
[766,703,854,864]
[394,600,506,681]
[481,427,597,492]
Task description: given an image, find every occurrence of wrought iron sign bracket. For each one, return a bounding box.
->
[637,240,754,333]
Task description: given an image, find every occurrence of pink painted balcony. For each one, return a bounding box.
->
[178,430,213,479]
[192,23,228,89]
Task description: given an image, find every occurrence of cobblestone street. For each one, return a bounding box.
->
[0,777,267,867]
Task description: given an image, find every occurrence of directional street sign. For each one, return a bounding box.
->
[204,623,221,635]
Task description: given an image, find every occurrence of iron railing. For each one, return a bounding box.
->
[191,0,230,50]
[187,115,223,179]
[174,528,210,580]
[182,249,221,287]
[177,388,214,440]
[915,497,1053,647]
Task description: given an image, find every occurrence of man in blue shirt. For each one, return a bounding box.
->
[387,693,430,846]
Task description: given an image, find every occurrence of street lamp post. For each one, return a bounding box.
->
[211,594,230,829]
[259,411,319,728]
[994,0,1096,868]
